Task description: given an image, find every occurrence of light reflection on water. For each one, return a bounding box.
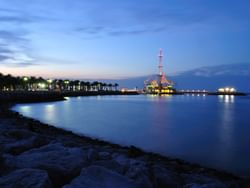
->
[13,95,250,176]
[19,106,31,116]
[218,95,235,103]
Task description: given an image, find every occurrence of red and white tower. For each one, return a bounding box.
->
[157,49,172,86]
[144,48,174,94]
[158,48,164,76]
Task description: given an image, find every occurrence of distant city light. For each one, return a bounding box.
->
[23,77,29,81]
[218,88,225,92]
[38,83,46,89]
[230,88,236,92]
[218,87,236,93]
[47,79,53,83]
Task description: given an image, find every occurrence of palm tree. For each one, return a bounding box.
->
[92,81,99,91]
[80,81,85,91]
[114,83,119,91]
[102,83,107,91]
[0,73,3,90]
[85,82,91,91]
[108,83,113,91]
[74,80,80,91]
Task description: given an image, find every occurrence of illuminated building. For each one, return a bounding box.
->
[218,87,236,94]
[144,49,175,94]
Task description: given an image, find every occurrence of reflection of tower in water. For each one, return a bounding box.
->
[144,49,175,94]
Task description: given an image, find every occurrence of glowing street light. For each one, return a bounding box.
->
[230,88,236,92]
[47,79,53,84]
[218,87,236,93]
[23,77,29,81]
[38,83,46,89]
[218,88,225,92]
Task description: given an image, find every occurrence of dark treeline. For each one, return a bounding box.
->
[0,73,119,92]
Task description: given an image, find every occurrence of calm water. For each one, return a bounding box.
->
[13,95,250,176]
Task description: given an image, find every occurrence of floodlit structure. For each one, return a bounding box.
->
[144,49,175,94]
[218,87,236,93]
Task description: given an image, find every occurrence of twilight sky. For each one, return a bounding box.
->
[0,0,250,79]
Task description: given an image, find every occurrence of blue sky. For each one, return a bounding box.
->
[0,0,249,79]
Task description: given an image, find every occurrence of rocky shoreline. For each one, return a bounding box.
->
[0,103,249,188]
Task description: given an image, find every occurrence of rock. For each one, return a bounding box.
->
[96,145,114,154]
[134,174,153,188]
[113,154,130,166]
[92,160,125,174]
[8,143,88,187]
[125,160,153,188]
[87,148,99,161]
[4,134,50,155]
[0,168,52,188]
[153,166,181,188]
[0,129,50,155]
[127,146,144,157]
[0,129,26,149]
[182,174,226,186]
[0,151,5,174]
[126,162,149,179]
[63,165,139,188]
[5,129,33,140]
[183,182,227,188]
[98,151,111,160]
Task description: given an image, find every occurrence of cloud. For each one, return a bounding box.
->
[76,26,105,35]
[0,15,32,23]
[0,50,37,67]
[0,29,35,67]
[73,1,211,37]
[0,7,54,24]
[0,30,28,43]
[0,5,60,68]
[0,6,39,67]
[1,62,39,67]
[107,25,169,36]
[76,26,159,37]
[177,63,250,77]
[0,54,10,61]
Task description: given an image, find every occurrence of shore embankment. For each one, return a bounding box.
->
[0,91,65,103]
[0,90,139,103]
[62,90,139,97]
[0,92,249,188]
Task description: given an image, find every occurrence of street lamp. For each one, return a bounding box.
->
[23,77,29,90]
[23,77,29,82]
[47,79,53,84]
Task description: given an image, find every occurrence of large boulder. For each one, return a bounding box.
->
[183,182,227,188]
[63,165,139,188]
[0,129,50,155]
[92,160,125,174]
[0,168,52,188]
[181,174,227,186]
[125,160,153,188]
[112,153,130,167]
[4,132,50,155]
[7,143,88,187]
[4,129,34,140]
[126,159,149,179]
[98,151,111,160]
[153,165,181,188]
[87,148,99,162]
